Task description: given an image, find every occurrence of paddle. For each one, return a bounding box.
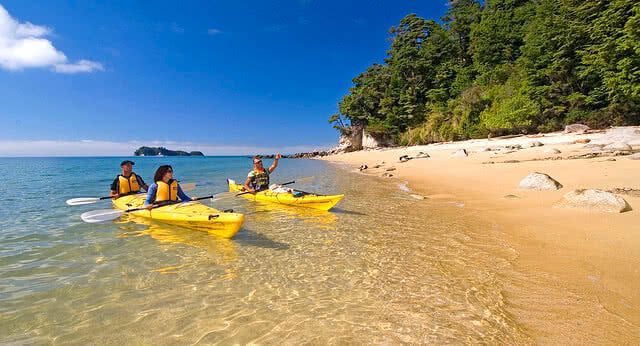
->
[66,182,196,206]
[80,195,215,223]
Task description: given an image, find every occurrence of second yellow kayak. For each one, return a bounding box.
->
[112,194,244,238]
[227,179,344,211]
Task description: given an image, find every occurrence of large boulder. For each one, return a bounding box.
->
[336,135,353,151]
[602,142,632,152]
[362,131,395,149]
[518,172,563,190]
[555,189,632,213]
[628,153,640,160]
[564,124,590,134]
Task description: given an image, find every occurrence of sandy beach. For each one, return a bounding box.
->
[322,126,640,339]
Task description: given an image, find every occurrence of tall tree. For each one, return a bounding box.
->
[470,0,535,79]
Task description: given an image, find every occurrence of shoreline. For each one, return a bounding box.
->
[320,127,640,339]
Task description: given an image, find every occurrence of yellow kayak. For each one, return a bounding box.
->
[112,194,244,238]
[227,179,344,211]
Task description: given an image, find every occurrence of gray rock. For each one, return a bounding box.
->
[584,143,606,149]
[504,144,523,150]
[503,194,520,199]
[628,153,640,160]
[415,152,430,158]
[518,172,563,190]
[386,167,396,171]
[381,172,394,178]
[545,148,561,154]
[602,142,632,152]
[451,149,468,158]
[556,189,632,213]
[529,141,544,147]
[564,124,590,134]
[482,147,493,152]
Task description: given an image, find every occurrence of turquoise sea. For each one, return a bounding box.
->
[0,156,559,343]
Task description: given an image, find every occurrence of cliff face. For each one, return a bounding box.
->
[134,146,204,156]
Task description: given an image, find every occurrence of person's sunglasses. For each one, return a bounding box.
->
[167,170,173,173]
[254,160,263,164]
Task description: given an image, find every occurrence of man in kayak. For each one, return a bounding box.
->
[144,165,195,208]
[110,160,149,199]
[243,153,282,193]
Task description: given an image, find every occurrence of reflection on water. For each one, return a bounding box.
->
[0,157,637,343]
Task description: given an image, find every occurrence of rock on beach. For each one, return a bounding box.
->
[555,189,632,213]
[518,172,563,190]
[564,124,590,134]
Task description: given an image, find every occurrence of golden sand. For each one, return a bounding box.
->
[322,127,640,340]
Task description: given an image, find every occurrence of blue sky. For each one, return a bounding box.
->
[0,1,448,155]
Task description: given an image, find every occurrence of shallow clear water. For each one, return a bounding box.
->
[0,157,634,343]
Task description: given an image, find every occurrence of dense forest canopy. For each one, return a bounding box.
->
[330,0,640,145]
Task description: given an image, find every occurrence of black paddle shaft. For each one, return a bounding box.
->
[125,195,214,213]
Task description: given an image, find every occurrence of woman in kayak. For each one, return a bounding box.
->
[243,153,281,193]
[144,165,195,209]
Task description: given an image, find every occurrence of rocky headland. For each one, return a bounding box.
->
[134,146,204,157]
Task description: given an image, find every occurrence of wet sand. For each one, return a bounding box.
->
[322,127,640,342]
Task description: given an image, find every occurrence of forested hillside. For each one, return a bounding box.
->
[330,0,640,145]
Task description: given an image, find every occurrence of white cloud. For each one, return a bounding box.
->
[0,139,333,157]
[207,28,221,35]
[0,4,103,73]
[54,59,104,73]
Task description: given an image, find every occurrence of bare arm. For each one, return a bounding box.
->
[269,153,281,173]
[109,177,119,198]
[244,176,255,193]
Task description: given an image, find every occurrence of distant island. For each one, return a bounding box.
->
[134,146,204,157]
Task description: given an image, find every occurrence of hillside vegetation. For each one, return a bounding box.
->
[330,0,640,145]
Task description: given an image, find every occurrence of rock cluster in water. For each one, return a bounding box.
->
[134,146,204,156]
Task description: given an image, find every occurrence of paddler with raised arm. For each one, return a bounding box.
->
[110,160,148,199]
[243,153,283,193]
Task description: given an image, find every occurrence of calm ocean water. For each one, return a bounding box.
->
[3,156,631,343]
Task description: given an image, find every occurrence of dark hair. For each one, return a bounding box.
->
[154,165,173,182]
[253,155,262,160]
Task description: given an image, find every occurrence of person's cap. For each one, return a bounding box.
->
[120,160,135,166]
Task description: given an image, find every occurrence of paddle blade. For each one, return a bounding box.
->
[80,209,125,223]
[66,197,100,206]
